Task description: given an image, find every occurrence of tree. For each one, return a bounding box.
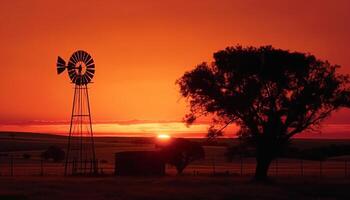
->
[160,138,205,174]
[41,146,65,162]
[176,45,350,181]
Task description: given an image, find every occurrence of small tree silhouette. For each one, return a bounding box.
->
[160,138,205,174]
[177,45,350,181]
[41,146,65,162]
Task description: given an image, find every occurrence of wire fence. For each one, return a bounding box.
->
[0,156,349,178]
[188,158,350,178]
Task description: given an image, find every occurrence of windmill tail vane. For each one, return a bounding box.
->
[56,56,66,74]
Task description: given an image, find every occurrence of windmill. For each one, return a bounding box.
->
[56,50,97,175]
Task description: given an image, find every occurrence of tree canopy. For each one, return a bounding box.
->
[177,45,350,180]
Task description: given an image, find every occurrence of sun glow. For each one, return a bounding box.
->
[157,134,171,140]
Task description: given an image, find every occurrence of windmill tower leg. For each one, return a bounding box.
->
[85,84,98,174]
[65,84,97,175]
[64,84,78,176]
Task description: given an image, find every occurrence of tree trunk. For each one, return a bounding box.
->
[254,155,273,181]
[254,138,276,181]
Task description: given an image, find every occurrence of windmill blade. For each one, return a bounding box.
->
[84,74,92,83]
[69,72,76,81]
[70,52,77,63]
[80,50,85,61]
[82,75,89,84]
[86,69,95,77]
[72,75,79,84]
[67,60,76,70]
[79,50,84,62]
[86,62,94,68]
[83,53,91,63]
[77,51,82,61]
[86,59,94,67]
[77,76,83,85]
[56,56,66,74]
[86,69,94,76]
[72,52,79,63]
[85,72,93,82]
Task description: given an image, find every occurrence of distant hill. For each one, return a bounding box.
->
[0,131,67,152]
[0,131,156,152]
[0,131,66,139]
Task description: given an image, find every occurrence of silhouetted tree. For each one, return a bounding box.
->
[41,146,65,162]
[177,45,350,181]
[160,138,205,174]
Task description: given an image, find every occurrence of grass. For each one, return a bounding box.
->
[0,176,350,200]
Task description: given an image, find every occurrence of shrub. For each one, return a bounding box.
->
[160,138,205,174]
[41,146,65,162]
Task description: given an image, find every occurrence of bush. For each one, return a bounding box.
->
[41,146,65,162]
[160,138,205,174]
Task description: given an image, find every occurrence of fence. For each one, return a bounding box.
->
[1,156,349,178]
[190,158,350,178]
[0,155,115,176]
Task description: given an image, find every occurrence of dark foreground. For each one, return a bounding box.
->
[0,176,349,200]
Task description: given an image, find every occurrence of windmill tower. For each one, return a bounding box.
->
[56,50,97,175]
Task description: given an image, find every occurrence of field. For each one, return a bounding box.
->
[0,132,350,199]
[1,176,350,200]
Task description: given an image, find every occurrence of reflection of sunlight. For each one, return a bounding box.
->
[157,134,171,140]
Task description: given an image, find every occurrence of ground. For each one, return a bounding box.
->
[1,176,350,200]
[1,132,350,199]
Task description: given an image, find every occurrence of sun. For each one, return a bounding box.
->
[157,134,171,140]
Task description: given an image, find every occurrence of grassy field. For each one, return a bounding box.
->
[1,176,350,200]
[0,132,350,199]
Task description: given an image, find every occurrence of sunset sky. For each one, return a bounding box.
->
[0,0,349,138]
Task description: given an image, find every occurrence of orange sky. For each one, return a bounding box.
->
[0,0,349,137]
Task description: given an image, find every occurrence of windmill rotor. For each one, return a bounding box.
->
[56,50,95,85]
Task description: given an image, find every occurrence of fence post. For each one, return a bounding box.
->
[40,159,44,176]
[10,155,14,177]
[72,159,76,175]
[275,159,278,176]
[84,159,87,174]
[300,159,303,177]
[212,157,216,175]
[345,160,348,177]
[240,157,243,176]
[90,159,93,174]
